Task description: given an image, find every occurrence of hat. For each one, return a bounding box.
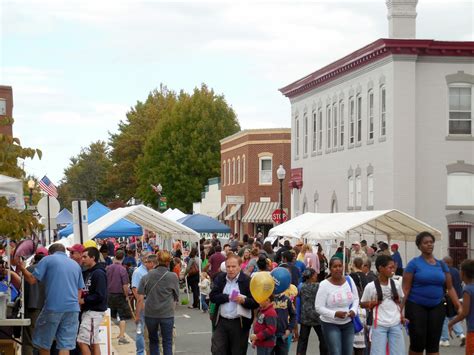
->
[36,247,48,256]
[67,244,85,253]
[352,241,361,246]
[391,243,399,249]
[83,240,97,249]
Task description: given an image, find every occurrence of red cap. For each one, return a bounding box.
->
[391,243,399,249]
[67,244,85,253]
[36,247,49,256]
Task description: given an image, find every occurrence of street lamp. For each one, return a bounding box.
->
[151,183,163,209]
[27,179,35,206]
[276,164,286,224]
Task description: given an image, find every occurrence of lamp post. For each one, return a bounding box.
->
[276,164,286,224]
[27,179,35,206]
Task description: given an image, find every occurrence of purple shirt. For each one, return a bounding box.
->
[208,252,226,279]
[106,263,129,294]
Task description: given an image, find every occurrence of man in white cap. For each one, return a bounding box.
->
[350,241,367,271]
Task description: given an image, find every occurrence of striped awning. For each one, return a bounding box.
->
[214,202,228,220]
[242,202,287,224]
[225,204,242,221]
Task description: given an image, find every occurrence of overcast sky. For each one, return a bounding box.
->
[1,0,472,184]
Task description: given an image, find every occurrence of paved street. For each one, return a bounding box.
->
[120,294,466,355]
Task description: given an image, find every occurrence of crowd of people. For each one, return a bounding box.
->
[0,231,472,355]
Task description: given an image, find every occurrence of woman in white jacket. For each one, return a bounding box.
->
[315,257,359,355]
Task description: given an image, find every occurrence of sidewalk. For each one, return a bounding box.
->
[110,322,135,354]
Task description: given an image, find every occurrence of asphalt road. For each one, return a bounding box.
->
[124,299,466,355]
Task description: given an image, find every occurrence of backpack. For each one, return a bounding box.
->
[373,278,400,304]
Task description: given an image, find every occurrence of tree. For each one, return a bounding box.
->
[59,141,114,207]
[136,84,240,212]
[108,85,177,202]
[0,117,42,239]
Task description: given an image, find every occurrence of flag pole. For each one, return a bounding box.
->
[47,194,51,245]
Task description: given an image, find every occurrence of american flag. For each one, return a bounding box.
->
[39,175,58,198]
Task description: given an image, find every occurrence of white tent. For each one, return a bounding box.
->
[0,174,25,210]
[268,209,441,242]
[162,208,188,221]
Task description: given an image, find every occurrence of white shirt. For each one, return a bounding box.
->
[315,276,359,324]
[361,280,404,327]
[219,274,240,319]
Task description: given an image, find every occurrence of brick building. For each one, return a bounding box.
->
[0,86,13,136]
[217,129,291,237]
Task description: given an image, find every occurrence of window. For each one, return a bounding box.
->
[259,157,272,185]
[356,95,362,143]
[349,97,355,144]
[449,86,472,135]
[355,175,362,207]
[339,101,344,147]
[368,90,374,140]
[222,161,226,186]
[333,104,338,147]
[242,155,246,183]
[303,113,308,155]
[0,100,6,115]
[318,109,323,151]
[237,157,241,184]
[314,198,319,212]
[380,86,386,137]
[326,105,331,149]
[312,111,317,152]
[348,176,354,208]
[447,173,474,205]
[232,158,236,185]
[295,116,300,157]
[227,159,231,186]
[367,174,374,207]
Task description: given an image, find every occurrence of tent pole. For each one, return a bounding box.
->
[198,242,202,311]
[343,233,347,275]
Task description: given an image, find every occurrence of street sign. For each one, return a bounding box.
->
[159,196,167,210]
[37,196,60,218]
[272,209,288,224]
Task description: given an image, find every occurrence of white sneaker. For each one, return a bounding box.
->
[459,334,466,347]
[440,340,450,347]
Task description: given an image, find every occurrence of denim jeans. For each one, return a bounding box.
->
[136,311,145,355]
[370,325,405,355]
[256,347,273,355]
[320,321,354,355]
[145,316,174,355]
[200,294,208,311]
[441,316,464,341]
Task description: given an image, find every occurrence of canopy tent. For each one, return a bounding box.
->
[268,210,441,242]
[56,208,73,225]
[162,208,188,221]
[58,201,143,238]
[177,213,231,234]
[0,174,25,210]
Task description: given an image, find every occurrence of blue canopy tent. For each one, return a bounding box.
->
[58,201,143,238]
[177,213,231,234]
[56,208,73,225]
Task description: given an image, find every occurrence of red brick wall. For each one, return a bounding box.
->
[0,86,13,137]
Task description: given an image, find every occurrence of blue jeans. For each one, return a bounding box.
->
[136,311,145,355]
[256,347,273,355]
[370,325,405,355]
[320,321,354,355]
[200,294,208,311]
[145,316,174,355]
[441,316,464,341]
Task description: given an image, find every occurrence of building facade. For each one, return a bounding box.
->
[280,0,474,264]
[218,129,291,237]
[0,86,13,136]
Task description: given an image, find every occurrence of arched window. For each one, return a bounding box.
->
[227,159,231,186]
[380,85,386,137]
[368,90,374,140]
[367,174,374,207]
[303,113,308,155]
[295,115,300,158]
[349,97,355,144]
[242,155,246,183]
[355,175,362,208]
[237,157,241,184]
[222,161,226,186]
[232,158,236,185]
[339,101,345,147]
[348,176,354,208]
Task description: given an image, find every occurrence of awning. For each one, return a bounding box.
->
[242,202,286,224]
[225,204,242,221]
[214,202,228,220]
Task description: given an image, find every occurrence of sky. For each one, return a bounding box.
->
[0,0,472,184]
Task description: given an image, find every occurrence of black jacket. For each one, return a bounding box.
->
[209,272,259,331]
[83,263,108,312]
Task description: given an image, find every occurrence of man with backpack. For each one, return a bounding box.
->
[360,255,405,355]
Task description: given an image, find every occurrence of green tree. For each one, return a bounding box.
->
[59,141,114,207]
[108,85,177,202]
[137,84,240,212]
[0,117,42,239]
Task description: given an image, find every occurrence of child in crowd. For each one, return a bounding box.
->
[173,257,182,279]
[250,295,277,355]
[449,259,474,355]
[198,272,211,312]
[272,290,296,355]
[360,255,405,355]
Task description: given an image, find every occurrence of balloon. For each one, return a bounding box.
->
[83,240,97,249]
[283,284,298,301]
[250,272,275,303]
[271,267,291,294]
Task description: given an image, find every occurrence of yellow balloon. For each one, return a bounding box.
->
[250,271,275,303]
[83,240,97,249]
[283,284,298,299]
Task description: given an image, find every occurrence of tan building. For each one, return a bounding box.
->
[217,129,291,237]
[0,86,13,136]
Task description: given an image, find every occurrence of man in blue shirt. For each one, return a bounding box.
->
[132,251,151,355]
[390,243,403,276]
[18,243,84,355]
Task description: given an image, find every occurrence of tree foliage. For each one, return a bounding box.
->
[136,84,240,212]
[108,85,177,202]
[59,141,114,207]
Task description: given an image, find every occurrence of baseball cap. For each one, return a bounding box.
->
[67,244,85,253]
[391,243,399,249]
[36,247,49,256]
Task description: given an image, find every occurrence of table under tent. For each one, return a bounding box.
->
[268,209,442,267]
